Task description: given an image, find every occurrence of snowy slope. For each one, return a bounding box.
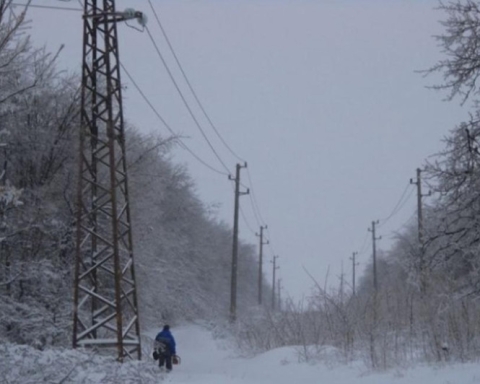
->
[151,325,480,384]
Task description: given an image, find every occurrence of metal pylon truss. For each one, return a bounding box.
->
[73,0,141,361]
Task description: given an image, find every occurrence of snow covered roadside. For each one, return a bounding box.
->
[150,325,480,384]
[1,325,479,383]
[0,341,161,383]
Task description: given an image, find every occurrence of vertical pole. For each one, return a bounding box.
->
[416,168,426,293]
[351,251,358,296]
[371,221,379,293]
[417,168,425,294]
[229,163,248,322]
[271,255,279,310]
[230,163,240,322]
[277,278,281,311]
[368,221,380,369]
[256,225,268,305]
[258,226,263,305]
[416,168,423,244]
[411,168,426,294]
[340,260,344,304]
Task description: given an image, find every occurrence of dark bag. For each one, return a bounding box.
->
[172,355,181,365]
[152,350,159,360]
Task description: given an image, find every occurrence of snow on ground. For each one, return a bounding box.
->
[150,325,480,384]
[1,324,479,383]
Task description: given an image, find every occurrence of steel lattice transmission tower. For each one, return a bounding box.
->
[72,1,145,361]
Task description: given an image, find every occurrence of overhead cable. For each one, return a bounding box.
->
[265,227,277,256]
[247,192,263,228]
[239,205,256,235]
[146,0,246,163]
[246,168,267,226]
[121,63,228,176]
[379,183,415,227]
[11,2,81,11]
[358,231,370,255]
[145,25,232,175]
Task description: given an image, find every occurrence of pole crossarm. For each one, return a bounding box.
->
[73,0,142,362]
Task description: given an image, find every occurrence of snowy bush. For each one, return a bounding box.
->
[0,343,163,384]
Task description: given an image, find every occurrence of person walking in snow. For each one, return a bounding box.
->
[154,324,177,372]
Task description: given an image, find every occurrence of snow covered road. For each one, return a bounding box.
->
[2,324,478,383]
[149,325,480,384]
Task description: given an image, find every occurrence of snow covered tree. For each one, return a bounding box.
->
[428,0,480,103]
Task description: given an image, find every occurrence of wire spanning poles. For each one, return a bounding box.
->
[72,1,146,361]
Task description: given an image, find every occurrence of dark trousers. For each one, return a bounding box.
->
[159,352,172,370]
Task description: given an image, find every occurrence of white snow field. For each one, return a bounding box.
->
[155,325,480,384]
[1,324,479,383]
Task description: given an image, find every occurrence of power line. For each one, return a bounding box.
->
[246,168,267,226]
[24,0,274,250]
[145,2,272,242]
[387,188,415,223]
[29,2,230,177]
[141,7,269,239]
[247,192,263,228]
[120,63,228,176]
[239,205,256,235]
[56,0,83,8]
[228,177,256,235]
[358,231,370,255]
[144,25,231,175]
[21,0,276,256]
[146,0,245,163]
[239,171,268,229]
[239,180,264,228]
[11,2,81,11]
[25,0,268,234]
[398,211,417,232]
[379,183,415,227]
[265,226,277,257]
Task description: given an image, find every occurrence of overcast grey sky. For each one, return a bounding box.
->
[26,0,468,300]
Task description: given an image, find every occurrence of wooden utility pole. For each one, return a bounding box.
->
[368,221,381,293]
[410,168,429,294]
[340,260,344,304]
[271,255,279,310]
[368,221,380,369]
[350,251,358,296]
[229,162,249,322]
[255,225,268,305]
[277,278,282,311]
[73,3,145,361]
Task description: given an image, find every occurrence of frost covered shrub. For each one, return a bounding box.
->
[232,303,321,355]
[0,294,71,348]
[0,343,162,384]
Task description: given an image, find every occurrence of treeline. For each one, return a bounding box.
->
[0,2,266,349]
[234,1,480,368]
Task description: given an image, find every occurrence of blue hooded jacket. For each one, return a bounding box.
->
[155,326,176,355]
